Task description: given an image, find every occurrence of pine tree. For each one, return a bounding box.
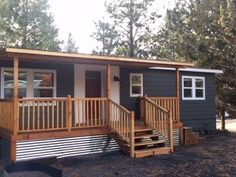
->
[92,0,161,58]
[153,0,236,126]
[0,0,61,51]
[91,21,118,55]
[63,33,79,53]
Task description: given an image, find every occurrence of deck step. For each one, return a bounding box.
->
[135,140,165,147]
[135,128,153,132]
[134,134,159,139]
[134,147,170,158]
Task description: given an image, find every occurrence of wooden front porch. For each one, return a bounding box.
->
[0,96,180,161]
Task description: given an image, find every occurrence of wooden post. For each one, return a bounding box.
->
[11,57,19,162]
[107,64,111,126]
[130,111,135,158]
[176,68,180,123]
[13,57,19,135]
[168,112,174,153]
[107,64,111,98]
[143,94,147,123]
[10,138,17,162]
[67,95,72,131]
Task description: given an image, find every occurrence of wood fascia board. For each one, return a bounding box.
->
[5,48,194,68]
[16,127,110,141]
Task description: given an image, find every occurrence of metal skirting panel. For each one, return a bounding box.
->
[16,135,120,161]
[173,128,180,146]
[156,128,180,146]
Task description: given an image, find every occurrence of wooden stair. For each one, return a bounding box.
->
[110,121,171,158]
[133,125,170,158]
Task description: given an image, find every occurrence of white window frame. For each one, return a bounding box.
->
[130,73,143,97]
[1,67,57,99]
[182,76,205,100]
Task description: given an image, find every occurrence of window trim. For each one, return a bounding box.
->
[1,67,57,99]
[129,73,143,97]
[182,76,205,100]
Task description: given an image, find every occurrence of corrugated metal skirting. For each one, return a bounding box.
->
[157,128,180,146]
[16,135,120,161]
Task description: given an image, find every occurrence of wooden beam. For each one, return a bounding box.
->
[130,111,135,158]
[10,139,17,162]
[11,57,19,162]
[13,57,19,136]
[16,127,110,141]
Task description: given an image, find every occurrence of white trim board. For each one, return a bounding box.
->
[149,67,223,74]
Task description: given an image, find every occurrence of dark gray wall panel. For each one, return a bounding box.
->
[0,60,74,97]
[120,68,216,131]
[180,72,216,131]
[120,68,176,118]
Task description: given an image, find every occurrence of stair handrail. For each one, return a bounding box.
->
[108,99,135,157]
[142,96,173,152]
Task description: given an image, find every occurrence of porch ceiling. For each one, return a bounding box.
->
[0,48,194,68]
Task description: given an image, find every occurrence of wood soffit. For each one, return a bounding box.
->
[0,48,194,68]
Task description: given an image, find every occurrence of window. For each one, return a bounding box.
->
[130,73,143,97]
[1,68,56,99]
[182,76,205,100]
[3,70,27,99]
[34,72,54,97]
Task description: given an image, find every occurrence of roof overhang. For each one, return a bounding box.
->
[0,48,194,68]
[149,67,223,74]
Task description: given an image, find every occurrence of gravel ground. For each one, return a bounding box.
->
[1,133,236,177]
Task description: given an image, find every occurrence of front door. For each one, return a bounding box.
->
[85,71,102,124]
[85,71,101,97]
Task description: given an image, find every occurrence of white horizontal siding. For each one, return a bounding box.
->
[16,135,120,161]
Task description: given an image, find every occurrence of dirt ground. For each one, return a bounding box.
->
[2,133,235,177]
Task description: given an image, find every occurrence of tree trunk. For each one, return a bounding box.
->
[129,0,134,58]
[221,107,226,130]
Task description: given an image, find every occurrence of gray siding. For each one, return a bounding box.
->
[180,72,216,131]
[120,68,216,131]
[0,60,74,97]
[120,68,176,118]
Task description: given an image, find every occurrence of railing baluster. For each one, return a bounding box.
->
[22,101,25,131]
[27,101,30,131]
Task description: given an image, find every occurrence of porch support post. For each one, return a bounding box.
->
[176,67,180,123]
[107,64,111,98]
[13,56,19,135]
[107,64,111,125]
[11,56,19,162]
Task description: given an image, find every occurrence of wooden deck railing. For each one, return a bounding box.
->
[16,97,135,157]
[71,97,108,129]
[148,96,179,123]
[17,97,110,133]
[108,99,135,157]
[142,96,173,152]
[0,99,14,133]
[18,98,68,132]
